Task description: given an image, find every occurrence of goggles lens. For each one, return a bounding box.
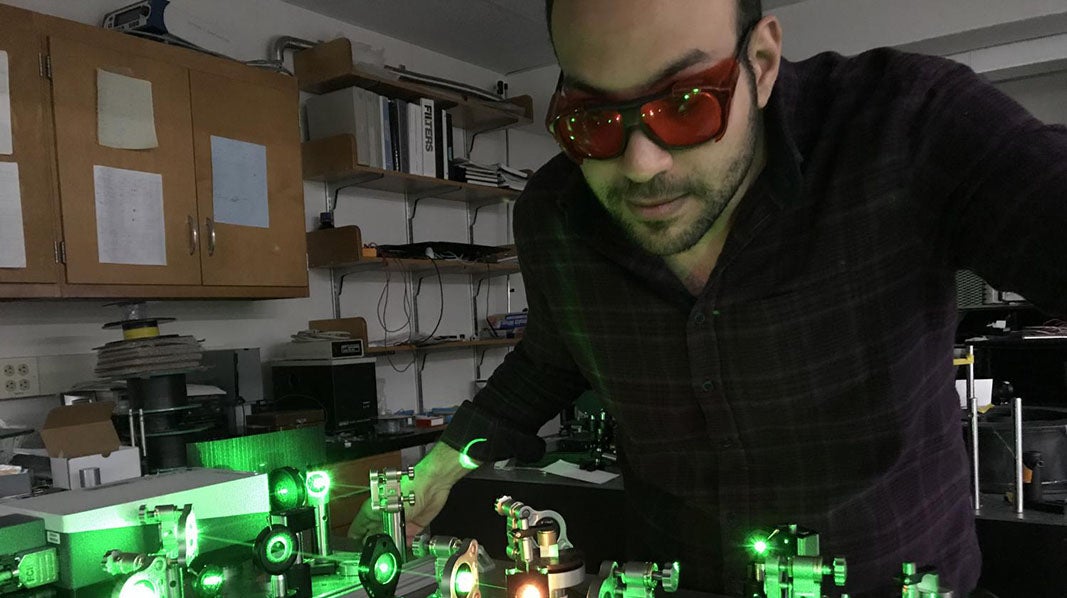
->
[547,57,740,162]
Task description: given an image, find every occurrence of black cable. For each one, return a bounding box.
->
[377,269,410,335]
[485,265,499,338]
[466,131,482,159]
[414,259,445,345]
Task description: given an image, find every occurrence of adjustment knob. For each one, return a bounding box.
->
[657,562,680,593]
[411,533,430,558]
[831,557,847,587]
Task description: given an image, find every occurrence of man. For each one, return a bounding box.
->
[351,1,1067,595]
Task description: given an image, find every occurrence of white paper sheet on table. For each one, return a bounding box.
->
[94,165,166,266]
[210,135,269,228]
[0,51,13,155]
[541,459,620,485]
[0,162,26,268]
[97,69,159,150]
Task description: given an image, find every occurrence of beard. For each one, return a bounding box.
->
[598,94,760,257]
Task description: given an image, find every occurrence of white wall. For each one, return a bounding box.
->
[0,0,524,431]
[995,70,1067,125]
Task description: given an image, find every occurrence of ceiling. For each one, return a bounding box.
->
[281,0,809,74]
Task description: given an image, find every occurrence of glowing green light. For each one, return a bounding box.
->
[454,564,475,596]
[753,539,768,555]
[266,534,292,564]
[458,438,487,470]
[269,467,307,511]
[305,471,331,500]
[185,511,199,564]
[120,579,160,598]
[195,565,225,596]
[373,552,398,584]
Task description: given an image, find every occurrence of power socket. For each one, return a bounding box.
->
[0,356,41,399]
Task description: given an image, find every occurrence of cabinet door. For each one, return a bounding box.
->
[0,7,60,286]
[190,69,308,287]
[49,34,201,285]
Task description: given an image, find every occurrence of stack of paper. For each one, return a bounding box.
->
[454,159,530,191]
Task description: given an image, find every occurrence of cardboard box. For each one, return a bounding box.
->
[40,402,120,459]
[39,401,141,489]
[50,446,141,490]
[308,317,368,346]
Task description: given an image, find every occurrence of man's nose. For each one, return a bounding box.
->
[617,128,673,183]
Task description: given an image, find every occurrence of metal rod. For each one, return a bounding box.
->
[1014,397,1024,515]
[128,410,137,452]
[967,345,980,510]
[314,503,331,557]
[384,512,407,564]
[138,409,147,457]
[330,269,341,320]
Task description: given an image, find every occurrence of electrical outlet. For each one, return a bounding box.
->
[0,356,40,399]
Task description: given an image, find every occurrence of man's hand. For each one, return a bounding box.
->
[347,442,479,546]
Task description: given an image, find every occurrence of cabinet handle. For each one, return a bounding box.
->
[187,216,199,255]
[207,218,216,256]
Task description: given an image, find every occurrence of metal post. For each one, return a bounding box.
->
[138,409,147,457]
[967,345,979,510]
[313,501,331,557]
[383,511,407,564]
[1014,397,1024,515]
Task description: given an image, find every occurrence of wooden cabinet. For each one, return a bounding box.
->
[0,4,308,299]
[49,33,201,287]
[0,9,61,297]
[190,69,307,287]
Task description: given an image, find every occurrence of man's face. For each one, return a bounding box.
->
[552,0,762,256]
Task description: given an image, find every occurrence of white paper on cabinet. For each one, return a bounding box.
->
[210,135,269,228]
[0,51,13,155]
[97,69,159,150]
[0,162,26,268]
[94,165,166,266]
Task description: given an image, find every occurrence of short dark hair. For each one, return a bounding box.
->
[545,0,763,45]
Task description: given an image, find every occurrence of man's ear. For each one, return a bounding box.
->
[747,16,783,109]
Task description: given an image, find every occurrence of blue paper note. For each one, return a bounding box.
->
[210,135,269,228]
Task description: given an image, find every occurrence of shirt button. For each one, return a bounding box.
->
[693,312,707,324]
[701,380,714,392]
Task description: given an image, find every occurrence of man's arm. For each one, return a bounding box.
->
[908,56,1067,314]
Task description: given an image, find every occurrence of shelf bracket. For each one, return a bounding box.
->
[468,201,495,241]
[329,173,386,212]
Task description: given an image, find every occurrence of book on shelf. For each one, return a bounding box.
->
[304,85,459,180]
[419,98,436,178]
[380,96,394,171]
[406,101,423,176]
